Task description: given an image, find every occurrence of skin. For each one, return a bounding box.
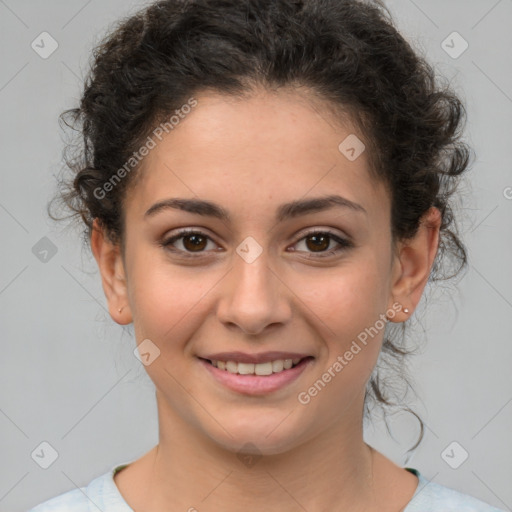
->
[91,88,441,512]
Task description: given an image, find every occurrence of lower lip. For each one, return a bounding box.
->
[199,358,313,395]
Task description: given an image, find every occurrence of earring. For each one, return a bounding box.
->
[118,306,124,313]
[403,308,410,314]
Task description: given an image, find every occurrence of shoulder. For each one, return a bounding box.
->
[405,469,506,512]
[26,462,133,512]
[26,486,88,512]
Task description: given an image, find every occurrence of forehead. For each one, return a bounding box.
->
[124,88,389,223]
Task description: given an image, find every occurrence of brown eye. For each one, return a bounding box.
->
[182,234,208,252]
[161,230,217,255]
[292,230,353,258]
[305,233,330,252]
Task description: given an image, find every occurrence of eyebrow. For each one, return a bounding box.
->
[144,194,367,222]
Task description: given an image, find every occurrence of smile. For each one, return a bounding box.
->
[198,356,314,395]
[209,358,304,375]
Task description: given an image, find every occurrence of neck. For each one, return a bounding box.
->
[125,391,385,512]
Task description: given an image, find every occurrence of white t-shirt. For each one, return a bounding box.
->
[27,463,505,511]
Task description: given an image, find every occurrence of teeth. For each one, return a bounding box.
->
[226,361,238,373]
[210,357,305,375]
[272,360,284,372]
[237,362,254,375]
[255,362,273,376]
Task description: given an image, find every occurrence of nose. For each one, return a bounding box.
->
[216,247,292,336]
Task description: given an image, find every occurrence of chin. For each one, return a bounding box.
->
[202,414,310,457]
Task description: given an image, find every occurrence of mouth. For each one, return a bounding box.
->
[197,355,315,395]
[199,356,313,376]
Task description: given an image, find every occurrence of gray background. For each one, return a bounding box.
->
[0,0,511,510]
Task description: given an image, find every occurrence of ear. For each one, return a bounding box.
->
[90,218,132,325]
[387,207,441,322]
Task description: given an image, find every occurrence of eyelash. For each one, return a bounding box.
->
[159,228,353,259]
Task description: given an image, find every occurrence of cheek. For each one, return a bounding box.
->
[297,253,390,393]
[299,267,387,415]
[301,255,390,336]
[126,247,207,342]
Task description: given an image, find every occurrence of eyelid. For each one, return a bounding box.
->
[160,228,220,256]
[289,228,353,257]
[293,227,350,242]
[160,227,353,257]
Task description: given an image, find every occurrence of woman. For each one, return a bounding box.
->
[29,0,504,510]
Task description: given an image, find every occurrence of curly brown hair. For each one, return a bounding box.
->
[50,0,471,452]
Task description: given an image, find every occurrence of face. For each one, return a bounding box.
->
[95,89,419,456]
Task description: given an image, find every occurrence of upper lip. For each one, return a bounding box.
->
[199,351,313,364]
